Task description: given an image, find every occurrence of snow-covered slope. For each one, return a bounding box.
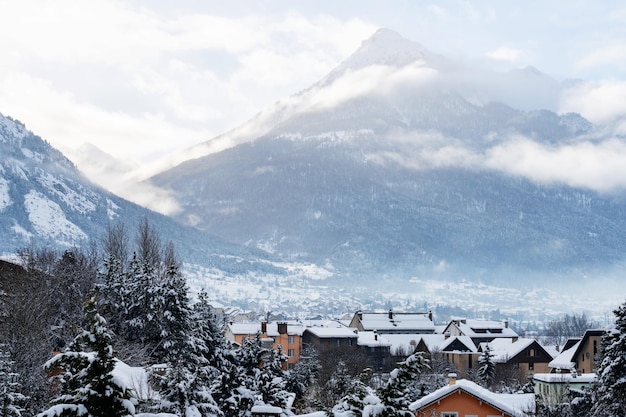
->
[0,112,316,282]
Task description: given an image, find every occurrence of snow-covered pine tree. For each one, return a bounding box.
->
[477,344,496,389]
[332,368,377,417]
[39,296,134,417]
[377,351,429,417]
[148,265,221,417]
[591,300,626,417]
[0,345,26,417]
[256,346,290,408]
[192,291,228,370]
[211,333,267,417]
[210,358,253,417]
[97,254,128,336]
[285,344,320,411]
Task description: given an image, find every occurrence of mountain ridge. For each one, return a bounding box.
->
[145,30,626,286]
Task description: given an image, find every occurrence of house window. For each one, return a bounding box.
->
[529,348,535,356]
[529,362,534,371]
[288,349,295,357]
[513,363,519,369]
[288,335,295,344]
[336,339,341,346]
[594,340,598,355]
[442,413,458,417]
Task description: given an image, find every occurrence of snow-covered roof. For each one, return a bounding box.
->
[356,311,434,332]
[448,319,518,338]
[304,319,346,328]
[440,335,477,353]
[409,379,534,417]
[227,321,305,337]
[482,338,536,362]
[533,372,596,384]
[304,326,357,339]
[384,333,445,353]
[548,340,580,370]
[357,331,392,347]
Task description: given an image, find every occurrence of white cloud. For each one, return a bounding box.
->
[486,47,523,62]
[307,61,438,110]
[560,80,626,123]
[486,138,626,192]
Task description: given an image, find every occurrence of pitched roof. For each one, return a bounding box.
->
[304,326,358,339]
[447,319,518,338]
[440,335,478,353]
[482,338,536,362]
[409,379,534,417]
[549,340,580,370]
[355,311,434,332]
[357,331,392,347]
[383,334,445,354]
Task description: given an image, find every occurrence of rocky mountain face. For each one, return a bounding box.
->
[147,29,626,284]
[0,112,294,278]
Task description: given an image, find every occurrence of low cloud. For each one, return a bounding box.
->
[368,130,626,194]
[485,137,626,192]
[560,80,626,123]
[307,61,438,110]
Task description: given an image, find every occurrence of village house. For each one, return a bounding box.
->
[481,337,555,376]
[532,372,596,406]
[409,375,535,417]
[301,325,358,350]
[225,321,305,370]
[548,329,603,374]
[442,318,519,345]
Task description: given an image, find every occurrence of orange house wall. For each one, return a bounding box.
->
[232,333,302,370]
[413,390,514,417]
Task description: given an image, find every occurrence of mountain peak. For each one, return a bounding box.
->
[321,28,439,84]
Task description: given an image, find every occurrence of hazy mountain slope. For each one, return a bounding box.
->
[0,112,293,277]
[147,29,625,283]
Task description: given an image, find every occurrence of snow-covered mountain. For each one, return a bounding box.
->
[0,112,317,281]
[146,29,626,289]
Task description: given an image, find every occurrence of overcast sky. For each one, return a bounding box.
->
[2,1,626,187]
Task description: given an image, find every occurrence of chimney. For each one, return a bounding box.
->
[375,334,378,341]
[428,310,433,321]
[278,322,288,335]
[261,322,267,334]
[447,372,457,386]
[504,320,509,328]
[357,310,363,320]
[388,309,393,320]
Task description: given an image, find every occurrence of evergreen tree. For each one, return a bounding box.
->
[0,345,26,417]
[333,368,376,417]
[257,347,289,408]
[285,344,320,411]
[210,358,253,417]
[39,297,134,417]
[148,267,221,417]
[192,291,229,370]
[377,352,429,417]
[477,344,496,388]
[591,300,626,416]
